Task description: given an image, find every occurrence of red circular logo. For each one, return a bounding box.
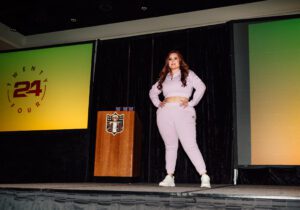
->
[6,65,48,113]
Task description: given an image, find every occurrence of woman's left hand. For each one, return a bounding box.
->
[179,99,189,108]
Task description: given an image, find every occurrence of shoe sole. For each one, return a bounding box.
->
[200,184,211,188]
[159,183,175,187]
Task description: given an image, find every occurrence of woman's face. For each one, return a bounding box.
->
[168,53,180,70]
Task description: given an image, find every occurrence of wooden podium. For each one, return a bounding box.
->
[94,111,142,177]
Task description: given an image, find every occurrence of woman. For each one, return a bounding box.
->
[149,50,211,188]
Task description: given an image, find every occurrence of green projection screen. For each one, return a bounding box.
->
[0,42,94,132]
[233,17,300,166]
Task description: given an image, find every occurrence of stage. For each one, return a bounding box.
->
[0,183,299,209]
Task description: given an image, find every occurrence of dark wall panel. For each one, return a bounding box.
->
[0,131,89,182]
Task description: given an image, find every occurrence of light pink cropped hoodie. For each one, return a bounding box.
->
[149,70,206,108]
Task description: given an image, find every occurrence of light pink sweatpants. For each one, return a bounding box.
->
[156,102,207,175]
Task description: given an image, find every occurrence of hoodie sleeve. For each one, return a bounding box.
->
[149,81,162,108]
[188,71,206,107]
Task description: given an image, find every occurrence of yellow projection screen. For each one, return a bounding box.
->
[233,17,300,166]
[0,42,95,132]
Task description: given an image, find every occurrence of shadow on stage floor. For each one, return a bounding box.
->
[0,183,300,209]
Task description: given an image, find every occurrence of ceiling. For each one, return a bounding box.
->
[0,0,263,36]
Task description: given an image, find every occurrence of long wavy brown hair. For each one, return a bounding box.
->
[157,50,189,90]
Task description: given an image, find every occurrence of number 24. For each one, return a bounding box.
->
[13,80,42,98]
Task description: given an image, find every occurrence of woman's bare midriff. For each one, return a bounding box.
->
[164,96,188,103]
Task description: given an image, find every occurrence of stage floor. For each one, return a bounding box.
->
[0,183,299,199]
[1,183,300,209]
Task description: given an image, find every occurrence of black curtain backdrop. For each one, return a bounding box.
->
[0,23,234,184]
[93,23,233,184]
[0,22,298,185]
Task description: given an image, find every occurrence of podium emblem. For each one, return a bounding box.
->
[106,112,124,136]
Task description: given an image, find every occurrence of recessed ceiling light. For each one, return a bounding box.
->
[70,18,77,23]
[141,6,148,11]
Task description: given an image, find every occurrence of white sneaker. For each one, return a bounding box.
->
[159,175,175,187]
[201,174,211,188]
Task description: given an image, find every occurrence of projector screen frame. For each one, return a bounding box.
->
[0,40,97,134]
[229,14,300,169]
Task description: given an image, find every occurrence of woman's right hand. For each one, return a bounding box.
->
[159,100,166,108]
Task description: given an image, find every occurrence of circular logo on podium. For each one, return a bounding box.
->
[6,65,48,113]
